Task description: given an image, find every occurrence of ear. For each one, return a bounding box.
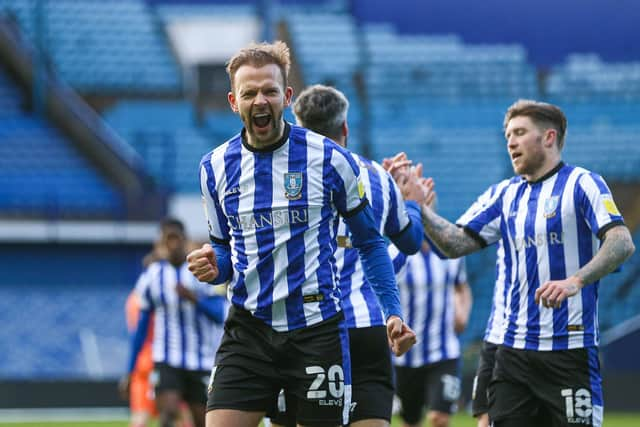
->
[544,128,557,148]
[284,86,293,107]
[342,121,349,138]
[228,91,238,113]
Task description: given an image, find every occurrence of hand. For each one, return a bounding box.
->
[386,315,417,356]
[176,283,197,303]
[454,313,468,334]
[535,276,584,308]
[117,374,131,401]
[187,243,219,282]
[418,177,436,209]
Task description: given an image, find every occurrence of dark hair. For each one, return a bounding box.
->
[160,217,185,234]
[504,99,568,149]
[293,84,349,141]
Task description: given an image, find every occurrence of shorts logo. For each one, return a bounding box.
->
[561,388,592,424]
[284,172,303,200]
[544,196,560,219]
[441,374,461,402]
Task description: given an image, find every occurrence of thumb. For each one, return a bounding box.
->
[202,244,217,264]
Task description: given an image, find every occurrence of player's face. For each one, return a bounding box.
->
[162,228,186,261]
[505,115,547,179]
[228,63,293,148]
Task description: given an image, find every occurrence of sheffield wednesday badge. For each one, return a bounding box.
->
[543,196,559,218]
[284,172,303,200]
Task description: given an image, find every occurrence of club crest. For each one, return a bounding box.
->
[284,172,303,200]
[543,196,559,218]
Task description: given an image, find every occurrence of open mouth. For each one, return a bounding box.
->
[511,153,522,161]
[253,113,272,130]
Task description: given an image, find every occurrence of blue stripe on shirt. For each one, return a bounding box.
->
[252,151,276,325]
[524,183,542,350]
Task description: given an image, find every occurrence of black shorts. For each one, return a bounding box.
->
[270,325,393,426]
[152,363,210,404]
[488,345,603,427]
[207,306,351,426]
[395,359,461,424]
[471,341,498,417]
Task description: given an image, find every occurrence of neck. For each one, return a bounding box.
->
[524,156,562,183]
[246,119,286,150]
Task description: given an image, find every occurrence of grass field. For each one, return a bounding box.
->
[2,413,640,426]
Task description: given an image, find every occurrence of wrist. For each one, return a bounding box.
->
[571,275,585,289]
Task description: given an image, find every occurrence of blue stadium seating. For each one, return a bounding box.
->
[0,0,181,93]
[0,68,124,217]
[103,100,219,193]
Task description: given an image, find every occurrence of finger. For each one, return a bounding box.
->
[414,163,423,178]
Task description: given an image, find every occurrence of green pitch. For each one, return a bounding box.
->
[1,413,640,426]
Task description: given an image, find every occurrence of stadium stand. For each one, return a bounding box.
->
[0,0,181,93]
[0,1,638,387]
[0,66,124,217]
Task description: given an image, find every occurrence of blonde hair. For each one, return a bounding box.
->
[226,41,291,91]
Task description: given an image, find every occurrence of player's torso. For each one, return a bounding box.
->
[496,166,599,349]
[396,251,461,366]
[335,155,394,328]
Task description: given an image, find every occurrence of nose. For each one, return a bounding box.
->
[507,136,517,150]
[254,91,267,105]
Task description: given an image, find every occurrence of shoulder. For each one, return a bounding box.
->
[200,134,242,167]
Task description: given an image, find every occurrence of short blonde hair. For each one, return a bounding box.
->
[226,41,291,91]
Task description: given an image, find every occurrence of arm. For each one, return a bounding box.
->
[388,200,423,255]
[344,204,402,321]
[454,282,472,334]
[535,225,635,308]
[175,284,227,323]
[421,204,483,258]
[126,309,151,374]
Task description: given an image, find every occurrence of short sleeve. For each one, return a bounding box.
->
[575,172,625,239]
[456,181,509,246]
[133,269,153,311]
[329,146,367,217]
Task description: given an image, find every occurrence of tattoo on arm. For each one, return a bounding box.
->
[575,226,635,285]
[421,205,481,257]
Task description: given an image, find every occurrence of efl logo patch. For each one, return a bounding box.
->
[284,172,303,200]
[601,195,620,216]
[357,178,365,199]
[544,196,560,219]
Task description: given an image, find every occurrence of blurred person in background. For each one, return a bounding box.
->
[122,218,227,427]
[387,100,635,427]
[389,245,470,427]
[187,41,415,427]
[388,193,472,427]
[269,84,426,427]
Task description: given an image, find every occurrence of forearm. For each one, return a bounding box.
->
[455,284,472,322]
[211,242,232,284]
[573,226,635,286]
[421,205,481,258]
[389,201,423,255]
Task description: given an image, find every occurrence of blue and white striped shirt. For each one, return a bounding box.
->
[457,163,624,350]
[200,123,367,332]
[335,154,412,328]
[135,261,221,371]
[390,245,467,367]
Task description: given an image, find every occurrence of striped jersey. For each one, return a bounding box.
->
[456,162,624,350]
[390,245,467,367]
[335,153,411,329]
[135,260,222,371]
[200,123,366,332]
[457,181,511,345]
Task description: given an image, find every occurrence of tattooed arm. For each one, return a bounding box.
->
[421,204,483,258]
[536,225,635,308]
